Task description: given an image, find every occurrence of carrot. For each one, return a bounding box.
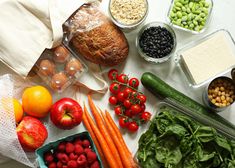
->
[105,110,131,156]
[84,106,119,168]
[82,105,108,168]
[100,110,135,168]
[87,95,123,168]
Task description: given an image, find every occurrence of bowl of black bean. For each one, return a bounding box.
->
[136,22,176,63]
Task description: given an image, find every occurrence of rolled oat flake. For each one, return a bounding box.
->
[110,0,147,25]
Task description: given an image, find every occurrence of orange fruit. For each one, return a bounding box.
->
[1,98,24,123]
[22,86,52,118]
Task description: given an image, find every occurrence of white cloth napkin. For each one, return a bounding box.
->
[0,0,108,93]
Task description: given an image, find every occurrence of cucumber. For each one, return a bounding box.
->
[141,72,235,137]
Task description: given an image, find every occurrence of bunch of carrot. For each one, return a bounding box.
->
[82,94,137,168]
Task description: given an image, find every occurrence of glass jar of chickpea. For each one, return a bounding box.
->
[203,76,235,112]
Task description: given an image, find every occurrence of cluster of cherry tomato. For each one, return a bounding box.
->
[108,69,151,132]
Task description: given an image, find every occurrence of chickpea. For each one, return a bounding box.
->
[216,96,221,103]
[220,86,225,91]
[211,99,216,104]
[221,95,225,101]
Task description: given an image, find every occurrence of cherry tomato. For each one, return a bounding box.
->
[123,99,132,109]
[117,91,126,102]
[117,74,129,84]
[109,96,118,105]
[123,88,133,98]
[129,78,139,88]
[128,121,139,132]
[108,69,118,80]
[137,94,147,104]
[119,117,129,128]
[131,91,138,98]
[141,112,152,122]
[114,106,122,116]
[109,82,120,95]
[140,104,146,112]
[124,109,132,117]
[131,104,142,115]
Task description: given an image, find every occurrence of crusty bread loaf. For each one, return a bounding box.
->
[64,3,129,66]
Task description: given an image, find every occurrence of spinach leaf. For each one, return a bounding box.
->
[160,124,188,139]
[180,136,193,157]
[155,145,182,167]
[195,145,215,162]
[183,154,198,168]
[194,126,215,143]
[228,159,235,168]
[215,135,232,153]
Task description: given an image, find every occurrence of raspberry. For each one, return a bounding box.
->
[77,154,87,166]
[44,151,54,163]
[57,161,63,168]
[90,161,100,168]
[61,153,69,164]
[62,165,68,168]
[67,160,78,168]
[87,151,97,164]
[56,152,64,161]
[48,162,56,168]
[82,139,90,148]
[69,153,78,160]
[57,142,66,152]
[74,138,83,146]
[84,148,92,154]
[65,142,75,154]
[74,144,84,155]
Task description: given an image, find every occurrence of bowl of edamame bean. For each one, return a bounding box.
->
[167,0,213,34]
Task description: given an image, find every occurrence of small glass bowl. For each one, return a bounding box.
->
[108,0,149,32]
[136,22,177,64]
[166,0,213,34]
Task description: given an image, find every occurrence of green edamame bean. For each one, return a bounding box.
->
[186,7,191,13]
[182,16,188,22]
[182,12,187,16]
[189,2,194,9]
[195,26,200,31]
[177,11,183,18]
[200,13,206,18]
[204,2,210,8]
[193,20,198,26]
[175,6,181,11]
[176,19,182,25]
[182,6,187,12]
[170,11,176,18]
[176,2,182,7]
[189,23,194,28]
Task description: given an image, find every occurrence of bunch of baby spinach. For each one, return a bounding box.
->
[137,106,235,168]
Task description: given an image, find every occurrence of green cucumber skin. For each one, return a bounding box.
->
[141,72,235,130]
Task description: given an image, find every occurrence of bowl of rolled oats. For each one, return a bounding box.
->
[109,0,149,31]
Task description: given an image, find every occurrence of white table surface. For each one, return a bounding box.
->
[1,0,235,167]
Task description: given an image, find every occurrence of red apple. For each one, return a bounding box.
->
[16,116,48,151]
[50,98,83,129]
